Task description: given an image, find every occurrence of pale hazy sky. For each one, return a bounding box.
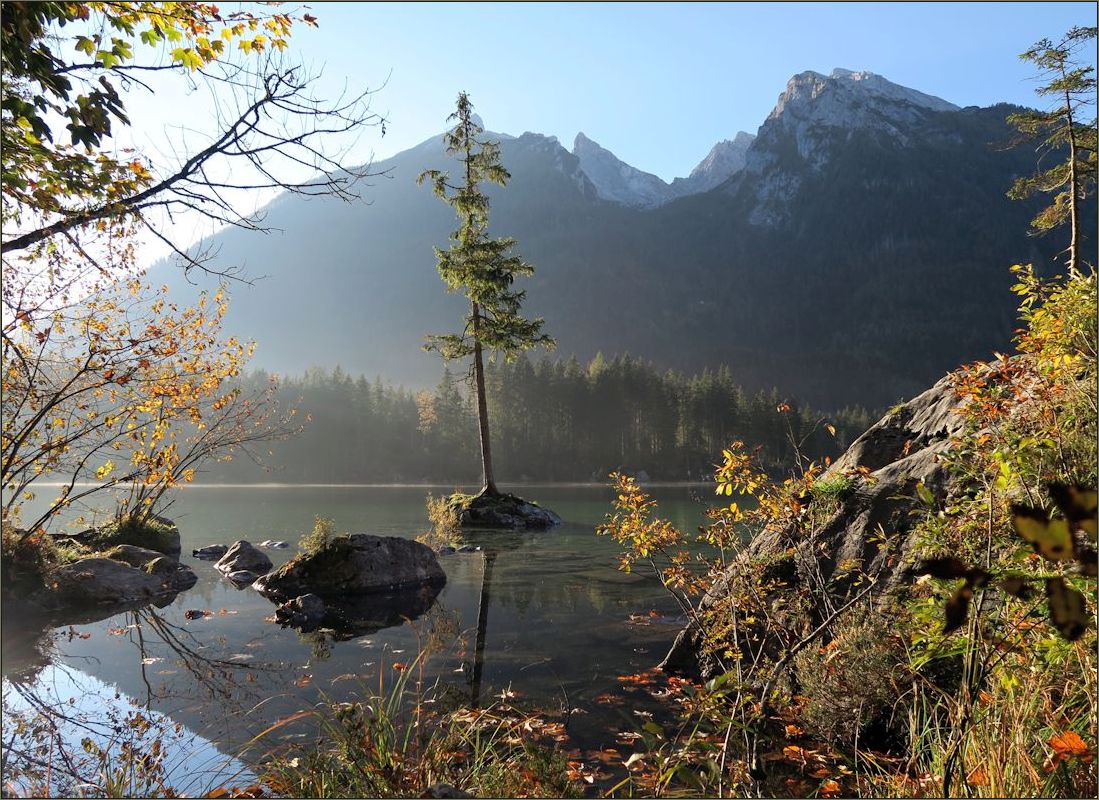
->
[276,1,1098,180]
[110,1,1097,261]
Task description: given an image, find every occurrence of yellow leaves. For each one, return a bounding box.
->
[95,461,114,480]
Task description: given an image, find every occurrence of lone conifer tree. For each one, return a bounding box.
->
[1008,26,1097,276]
[418,93,554,496]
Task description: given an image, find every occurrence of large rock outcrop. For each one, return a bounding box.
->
[254,534,445,599]
[662,373,968,677]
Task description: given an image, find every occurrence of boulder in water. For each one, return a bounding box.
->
[215,541,273,576]
[254,534,445,599]
[49,556,196,606]
[192,544,229,559]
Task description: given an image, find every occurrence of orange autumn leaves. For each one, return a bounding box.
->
[1048,730,1094,771]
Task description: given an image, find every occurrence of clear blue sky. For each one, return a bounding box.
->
[280,1,1098,181]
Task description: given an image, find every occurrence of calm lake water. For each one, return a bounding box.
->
[2,484,718,791]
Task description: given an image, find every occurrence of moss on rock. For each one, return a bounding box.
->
[445,491,562,530]
[82,515,181,555]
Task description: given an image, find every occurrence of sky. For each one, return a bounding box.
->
[270,1,1098,181]
[107,1,1097,260]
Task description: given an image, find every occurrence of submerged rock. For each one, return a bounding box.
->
[254,534,445,599]
[226,570,260,585]
[450,491,562,530]
[215,541,273,576]
[287,584,444,638]
[192,544,229,559]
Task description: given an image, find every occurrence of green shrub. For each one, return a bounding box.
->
[417,494,463,550]
[794,614,910,748]
[299,516,337,553]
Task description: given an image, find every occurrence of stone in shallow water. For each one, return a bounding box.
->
[226,570,259,585]
[50,557,196,605]
[215,541,273,576]
[192,544,228,559]
[254,533,445,599]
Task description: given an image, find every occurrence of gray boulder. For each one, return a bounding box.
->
[254,534,445,599]
[662,373,969,677]
[50,556,197,606]
[215,541,272,576]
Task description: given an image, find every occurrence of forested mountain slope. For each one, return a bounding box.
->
[164,69,1090,408]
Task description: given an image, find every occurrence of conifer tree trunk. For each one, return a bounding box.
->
[1062,79,1081,277]
[472,303,498,495]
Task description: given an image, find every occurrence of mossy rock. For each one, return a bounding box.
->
[446,491,562,530]
[254,533,445,599]
[81,516,181,556]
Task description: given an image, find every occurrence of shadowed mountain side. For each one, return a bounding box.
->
[157,96,1088,408]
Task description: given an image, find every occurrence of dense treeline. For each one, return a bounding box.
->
[204,355,876,484]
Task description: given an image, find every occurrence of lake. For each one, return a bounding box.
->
[1,484,719,793]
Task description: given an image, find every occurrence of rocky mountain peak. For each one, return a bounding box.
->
[768,68,958,125]
[670,132,756,196]
[739,69,961,227]
[571,132,673,209]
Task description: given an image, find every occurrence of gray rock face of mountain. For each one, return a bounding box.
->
[670,131,755,197]
[738,68,960,226]
[573,130,756,207]
[572,132,675,208]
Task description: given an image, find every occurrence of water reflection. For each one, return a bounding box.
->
[3,485,710,788]
[269,580,446,641]
[2,664,258,797]
[470,550,496,708]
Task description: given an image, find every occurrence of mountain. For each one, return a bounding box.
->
[669,131,755,197]
[160,68,1088,409]
[572,132,673,208]
[572,130,755,207]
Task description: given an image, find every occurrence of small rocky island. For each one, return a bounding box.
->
[4,516,196,617]
[446,489,562,530]
[254,532,448,635]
